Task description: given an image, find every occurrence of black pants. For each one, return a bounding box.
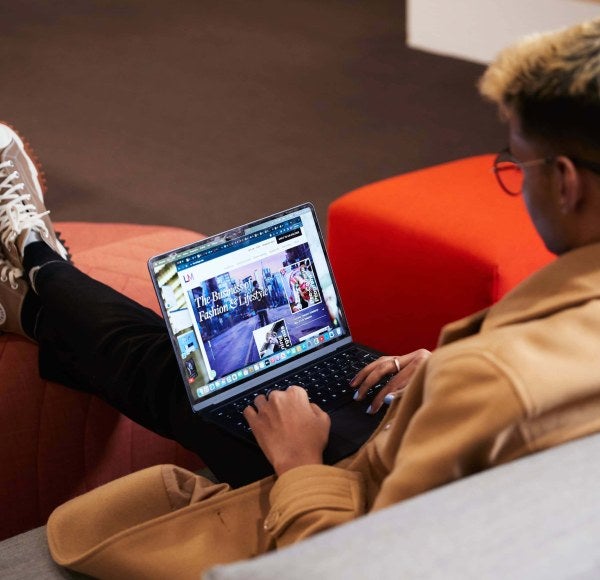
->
[33,261,273,487]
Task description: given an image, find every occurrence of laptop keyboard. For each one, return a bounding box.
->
[210,346,385,435]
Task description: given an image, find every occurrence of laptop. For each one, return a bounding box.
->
[148,203,388,465]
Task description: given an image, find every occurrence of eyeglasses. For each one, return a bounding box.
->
[493,147,600,196]
[492,148,553,196]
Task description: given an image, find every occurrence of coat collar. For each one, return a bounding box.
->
[439,242,600,345]
[482,242,600,331]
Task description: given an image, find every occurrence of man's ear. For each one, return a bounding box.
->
[554,156,582,213]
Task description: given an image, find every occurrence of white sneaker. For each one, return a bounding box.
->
[0,253,28,336]
[0,122,68,270]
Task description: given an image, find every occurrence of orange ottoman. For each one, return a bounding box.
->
[0,222,205,541]
[327,154,554,355]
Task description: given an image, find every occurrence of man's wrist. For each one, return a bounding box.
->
[274,454,324,476]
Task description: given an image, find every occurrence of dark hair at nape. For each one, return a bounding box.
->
[518,96,600,155]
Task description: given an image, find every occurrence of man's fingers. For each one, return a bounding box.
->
[368,383,407,414]
[352,350,431,402]
[253,393,268,408]
[243,393,268,428]
[310,401,329,420]
[242,404,258,431]
[287,384,309,399]
[247,387,308,418]
[366,355,424,413]
[349,357,384,388]
[351,356,399,400]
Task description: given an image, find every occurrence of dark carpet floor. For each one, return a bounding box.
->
[1,0,504,237]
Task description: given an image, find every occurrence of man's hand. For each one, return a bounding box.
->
[351,349,431,414]
[243,386,331,476]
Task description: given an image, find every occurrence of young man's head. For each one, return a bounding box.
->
[479,19,600,255]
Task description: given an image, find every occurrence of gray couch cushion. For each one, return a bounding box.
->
[0,527,89,580]
[206,433,600,579]
[3,434,599,579]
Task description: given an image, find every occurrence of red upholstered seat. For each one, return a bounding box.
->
[327,154,555,355]
[0,222,204,541]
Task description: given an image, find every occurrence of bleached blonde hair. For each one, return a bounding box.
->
[479,19,600,152]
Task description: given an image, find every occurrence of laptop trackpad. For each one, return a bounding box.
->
[323,402,385,464]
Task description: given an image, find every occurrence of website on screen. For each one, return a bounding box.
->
[155,212,346,403]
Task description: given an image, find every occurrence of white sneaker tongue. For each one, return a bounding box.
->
[0,125,12,148]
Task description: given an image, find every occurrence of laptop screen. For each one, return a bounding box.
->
[149,204,350,407]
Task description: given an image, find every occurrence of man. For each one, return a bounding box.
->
[251,279,270,326]
[2,18,600,578]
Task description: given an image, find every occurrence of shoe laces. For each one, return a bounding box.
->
[0,255,23,290]
[0,159,50,247]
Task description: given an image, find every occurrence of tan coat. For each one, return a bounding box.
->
[47,243,600,579]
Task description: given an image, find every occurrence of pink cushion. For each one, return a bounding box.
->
[327,155,555,355]
[0,222,205,540]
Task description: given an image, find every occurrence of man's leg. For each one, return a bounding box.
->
[30,252,273,486]
[0,122,272,487]
[260,310,269,326]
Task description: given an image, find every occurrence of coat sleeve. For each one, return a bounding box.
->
[263,464,366,548]
[372,350,528,510]
[262,350,527,546]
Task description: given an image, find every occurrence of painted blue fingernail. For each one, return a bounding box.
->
[366,405,373,414]
[353,390,360,400]
[384,394,395,405]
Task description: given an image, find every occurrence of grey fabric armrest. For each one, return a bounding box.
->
[3,434,599,579]
[0,527,89,580]
[206,433,600,580]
